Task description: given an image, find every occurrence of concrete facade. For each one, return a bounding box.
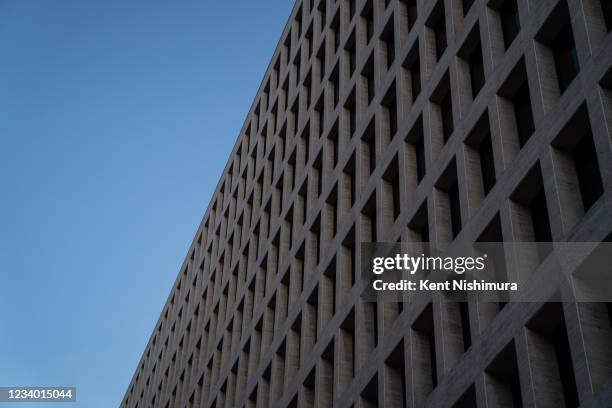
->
[122,0,612,406]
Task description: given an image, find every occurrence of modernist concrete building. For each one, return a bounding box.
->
[122,0,612,406]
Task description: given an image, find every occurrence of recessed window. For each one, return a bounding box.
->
[497,0,520,49]
[347,0,356,19]
[331,11,340,53]
[448,180,461,238]
[436,159,462,239]
[345,31,356,78]
[331,64,340,108]
[477,214,507,311]
[305,24,313,59]
[362,119,377,178]
[498,59,535,148]
[384,342,407,408]
[282,79,289,112]
[459,302,471,351]
[468,47,484,98]
[301,367,315,405]
[343,154,357,208]
[328,121,339,168]
[466,113,496,197]
[536,0,579,94]
[363,55,375,105]
[381,19,396,69]
[326,187,338,238]
[403,43,421,103]
[427,1,447,61]
[411,303,437,405]
[301,125,311,164]
[408,200,429,242]
[415,133,426,183]
[295,7,302,38]
[406,115,426,184]
[284,31,292,64]
[527,302,579,408]
[530,190,552,243]
[313,152,323,198]
[320,341,334,407]
[318,0,327,33]
[572,133,603,211]
[315,94,325,137]
[383,157,401,221]
[485,340,522,407]
[458,25,485,99]
[441,95,453,143]
[317,43,326,81]
[551,26,579,93]
[403,0,418,31]
[362,0,374,45]
[431,72,454,144]
[434,18,447,59]
[293,51,302,82]
[345,89,357,137]
[360,374,379,407]
[513,85,534,146]
[361,192,378,242]
[511,163,552,262]
[552,104,604,213]
[382,83,398,139]
[303,72,312,108]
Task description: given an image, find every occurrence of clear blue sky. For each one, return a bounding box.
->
[0,1,293,407]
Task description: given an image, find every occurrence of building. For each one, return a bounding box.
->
[122,0,612,406]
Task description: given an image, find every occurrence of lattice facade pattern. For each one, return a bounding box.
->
[122,0,612,406]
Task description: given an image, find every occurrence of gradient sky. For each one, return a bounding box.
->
[0,1,294,407]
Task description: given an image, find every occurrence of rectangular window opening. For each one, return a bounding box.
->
[382,21,396,69]
[536,1,579,94]
[385,341,407,408]
[526,302,579,408]
[511,164,552,262]
[360,374,379,408]
[362,0,374,44]
[363,55,376,105]
[382,85,398,139]
[498,0,520,49]
[427,1,447,61]
[412,303,437,405]
[436,159,462,239]
[485,340,523,408]
[408,200,429,243]
[404,44,421,102]
[498,59,534,148]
